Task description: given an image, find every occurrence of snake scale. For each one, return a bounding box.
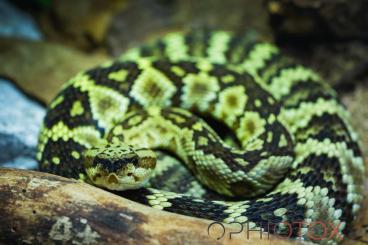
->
[37,30,365,243]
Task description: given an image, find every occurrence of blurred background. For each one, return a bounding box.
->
[0,0,367,243]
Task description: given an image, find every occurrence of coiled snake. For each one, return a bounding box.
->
[37,30,365,243]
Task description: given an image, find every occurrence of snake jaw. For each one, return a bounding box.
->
[85,163,155,191]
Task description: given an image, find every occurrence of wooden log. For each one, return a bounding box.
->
[0,168,297,245]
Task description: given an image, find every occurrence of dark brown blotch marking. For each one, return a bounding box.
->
[143,80,162,98]
[191,82,208,94]
[97,97,113,111]
[245,120,256,135]
[226,94,238,107]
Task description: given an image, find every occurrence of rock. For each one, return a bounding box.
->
[107,0,271,55]
[0,0,42,40]
[0,79,45,169]
[342,83,368,156]
[35,0,127,50]
[266,0,368,40]
[0,38,108,104]
[265,0,368,88]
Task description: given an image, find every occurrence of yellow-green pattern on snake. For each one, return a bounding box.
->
[37,30,365,243]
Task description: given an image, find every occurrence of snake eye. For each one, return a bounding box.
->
[127,172,133,176]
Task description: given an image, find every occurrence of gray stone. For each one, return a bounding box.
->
[0,79,45,169]
[0,0,42,40]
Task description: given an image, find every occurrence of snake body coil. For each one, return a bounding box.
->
[37,30,365,243]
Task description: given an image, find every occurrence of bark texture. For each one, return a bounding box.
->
[0,168,298,244]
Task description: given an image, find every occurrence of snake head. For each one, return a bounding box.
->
[83,143,156,190]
